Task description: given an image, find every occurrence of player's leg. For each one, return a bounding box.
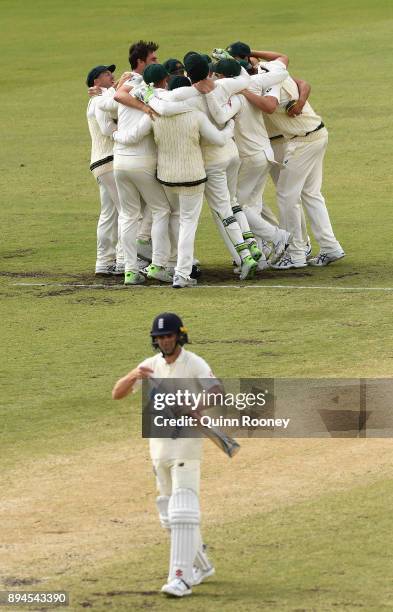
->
[300,136,345,265]
[114,168,144,284]
[205,162,256,279]
[162,459,213,597]
[172,188,204,287]
[271,142,308,269]
[226,152,262,261]
[132,165,172,282]
[95,171,119,274]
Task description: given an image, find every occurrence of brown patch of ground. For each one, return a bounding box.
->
[1,438,393,588]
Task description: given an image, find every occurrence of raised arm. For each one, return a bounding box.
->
[112,365,153,399]
[148,96,193,117]
[241,89,279,114]
[287,78,311,117]
[250,49,289,67]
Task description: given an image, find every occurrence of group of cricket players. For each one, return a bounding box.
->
[86,39,345,288]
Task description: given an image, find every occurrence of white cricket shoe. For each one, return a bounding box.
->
[270,254,307,270]
[161,578,192,597]
[95,263,117,276]
[191,565,215,586]
[172,274,197,289]
[269,230,291,264]
[308,249,345,267]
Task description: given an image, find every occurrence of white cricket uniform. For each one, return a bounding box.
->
[263,74,343,262]
[148,71,256,261]
[204,60,288,244]
[115,109,232,278]
[137,347,216,584]
[99,77,171,273]
[87,87,123,270]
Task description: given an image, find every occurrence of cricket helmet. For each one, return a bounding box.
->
[150,312,189,349]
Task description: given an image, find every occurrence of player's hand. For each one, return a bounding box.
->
[286,100,304,117]
[134,366,154,379]
[143,106,159,120]
[88,86,102,97]
[194,78,215,94]
[115,71,133,89]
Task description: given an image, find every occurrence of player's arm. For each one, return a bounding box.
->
[250,49,289,67]
[113,114,153,145]
[216,67,251,97]
[286,78,311,117]
[250,61,288,89]
[114,85,150,112]
[112,365,153,399]
[148,96,193,117]
[204,91,241,125]
[95,106,117,137]
[197,112,234,146]
[241,89,279,114]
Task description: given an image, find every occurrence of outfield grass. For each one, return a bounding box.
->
[1,0,393,610]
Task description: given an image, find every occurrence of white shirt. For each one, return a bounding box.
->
[86,87,117,176]
[136,348,216,461]
[204,60,287,159]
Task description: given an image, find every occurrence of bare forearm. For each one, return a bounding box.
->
[294,78,311,104]
[112,372,138,399]
[114,89,147,111]
[241,90,278,114]
[250,49,289,67]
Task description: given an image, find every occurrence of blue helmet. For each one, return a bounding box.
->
[150,312,189,349]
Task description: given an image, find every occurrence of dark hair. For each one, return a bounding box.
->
[128,40,159,69]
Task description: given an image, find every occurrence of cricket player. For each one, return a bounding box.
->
[112,313,217,597]
[197,55,291,266]
[144,53,261,279]
[86,64,124,275]
[114,66,235,288]
[232,46,345,268]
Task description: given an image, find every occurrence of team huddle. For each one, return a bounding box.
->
[86,40,345,288]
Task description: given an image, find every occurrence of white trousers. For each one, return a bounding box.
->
[204,157,248,250]
[272,133,341,260]
[164,187,203,279]
[114,158,171,272]
[237,153,279,242]
[96,171,123,266]
[154,459,200,496]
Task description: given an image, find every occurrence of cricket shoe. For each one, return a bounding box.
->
[239,255,257,280]
[161,578,192,597]
[270,254,307,270]
[191,565,215,587]
[249,242,263,262]
[115,262,125,275]
[190,263,202,279]
[256,255,270,271]
[137,257,150,271]
[308,249,345,267]
[269,230,291,264]
[136,239,152,262]
[261,240,272,259]
[172,274,197,289]
[124,271,146,285]
[144,264,173,283]
[95,263,117,276]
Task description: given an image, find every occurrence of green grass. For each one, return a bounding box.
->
[46,478,393,611]
[1,0,393,610]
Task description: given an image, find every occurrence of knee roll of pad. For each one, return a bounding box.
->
[156,495,171,530]
[168,488,200,525]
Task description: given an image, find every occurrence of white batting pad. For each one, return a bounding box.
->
[168,488,200,584]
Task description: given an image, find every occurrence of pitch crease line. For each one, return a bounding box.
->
[10,282,393,292]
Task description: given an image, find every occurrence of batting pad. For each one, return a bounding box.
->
[168,488,200,584]
[210,209,241,266]
[156,495,170,531]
